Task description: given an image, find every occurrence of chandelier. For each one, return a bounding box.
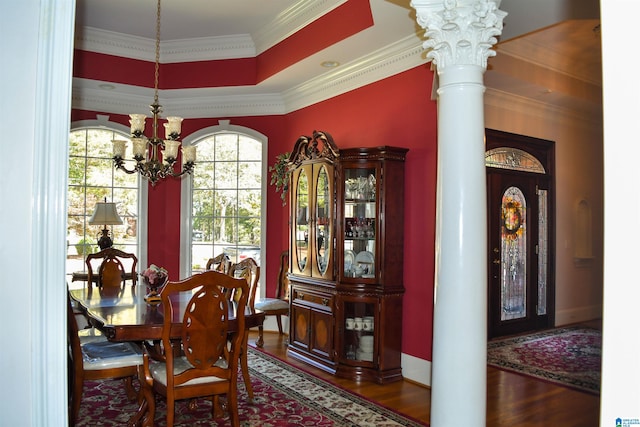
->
[112,0,196,186]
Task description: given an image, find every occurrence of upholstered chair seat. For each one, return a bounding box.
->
[254,298,289,312]
[149,356,228,387]
[80,341,143,371]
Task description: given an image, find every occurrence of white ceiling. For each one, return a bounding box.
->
[72,0,602,118]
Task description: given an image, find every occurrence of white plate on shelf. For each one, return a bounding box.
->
[355,251,374,273]
[344,250,356,269]
[356,349,374,362]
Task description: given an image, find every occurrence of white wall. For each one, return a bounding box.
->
[0,1,75,425]
[600,0,640,421]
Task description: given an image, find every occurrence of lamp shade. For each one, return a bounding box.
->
[89,202,123,225]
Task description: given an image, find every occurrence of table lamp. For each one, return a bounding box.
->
[89,198,123,250]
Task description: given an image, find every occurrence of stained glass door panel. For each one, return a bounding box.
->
[500,186,527,321]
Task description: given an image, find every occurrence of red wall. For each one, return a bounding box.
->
[70,64,437,361]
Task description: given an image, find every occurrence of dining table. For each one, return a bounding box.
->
[69,284,265,426]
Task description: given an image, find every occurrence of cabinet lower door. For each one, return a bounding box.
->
[309,309,333,360]
[290,304,334,366]
[291,304,310,349]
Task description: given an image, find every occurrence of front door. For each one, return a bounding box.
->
[486,130,555,339]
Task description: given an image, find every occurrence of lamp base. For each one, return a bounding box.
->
[97,227,113,250]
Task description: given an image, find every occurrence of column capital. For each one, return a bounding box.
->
[410,0,507,70]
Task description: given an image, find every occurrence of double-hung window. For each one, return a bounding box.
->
[183,129,265,296]
[67,127,142,284]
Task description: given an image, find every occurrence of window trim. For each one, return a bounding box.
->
[180,120,267,296]
[69,118,148,272]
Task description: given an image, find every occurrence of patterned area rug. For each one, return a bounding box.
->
[487,326,601,394]
[76,346,427,426]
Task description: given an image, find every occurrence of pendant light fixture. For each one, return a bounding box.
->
[111,0,196,186]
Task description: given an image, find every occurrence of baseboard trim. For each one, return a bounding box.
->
[401,352,431,387]
[555,304,603,326]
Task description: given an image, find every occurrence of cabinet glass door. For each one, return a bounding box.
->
[315,165,331,276]
[342,300,376,364]
[343,167,376,279]
[295,169,309,273]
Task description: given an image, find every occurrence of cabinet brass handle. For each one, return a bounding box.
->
[322,298,329,306]
[298,292,304,299]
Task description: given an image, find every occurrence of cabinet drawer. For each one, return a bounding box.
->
[292,288,333,312]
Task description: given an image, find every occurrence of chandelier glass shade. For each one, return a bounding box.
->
[111,0,196,186]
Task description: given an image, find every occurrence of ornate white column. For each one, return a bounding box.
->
[410,1,506,425]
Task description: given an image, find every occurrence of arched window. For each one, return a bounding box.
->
[485,147,546,174]
[180,122,266,293]
[67,121,145,283]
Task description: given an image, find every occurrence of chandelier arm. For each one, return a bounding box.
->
[166,162,196,179]
[113,158,142,174]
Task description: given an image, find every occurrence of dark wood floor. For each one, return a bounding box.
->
[247,323,601,426]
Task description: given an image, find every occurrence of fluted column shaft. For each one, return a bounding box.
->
[410,1,506,426]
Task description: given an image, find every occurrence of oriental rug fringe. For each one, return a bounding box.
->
[487,326,601,394]
[75,346,427,426]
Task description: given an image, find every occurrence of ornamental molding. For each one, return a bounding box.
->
[410,0,507,70]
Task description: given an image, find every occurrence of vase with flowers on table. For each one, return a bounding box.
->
[142,264,168,304]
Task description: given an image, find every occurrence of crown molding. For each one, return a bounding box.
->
[283,35,427,112]
[71,84,286,118]
[74,27,155,61]
[72,35,428,118]
[75,27,255,62]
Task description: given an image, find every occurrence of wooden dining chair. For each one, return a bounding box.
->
[254,250,290,347]
[86,247,138,290]
[67,292,143,426]
[227,257,260,401]
[139,270,249,427]
[206,253,232,274]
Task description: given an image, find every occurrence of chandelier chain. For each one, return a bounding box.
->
[154,0,161,106]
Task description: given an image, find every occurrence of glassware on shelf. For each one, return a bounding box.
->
[346,344,356,360]
[345,174,376,201]
[346,218,374,239]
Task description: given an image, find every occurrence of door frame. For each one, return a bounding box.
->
[485,129,556,338]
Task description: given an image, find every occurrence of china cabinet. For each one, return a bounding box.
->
[286,130,408,384]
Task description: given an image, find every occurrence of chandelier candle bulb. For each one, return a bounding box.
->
[131,138,147,159]
[183,146,196,164]
[163,140,180,160]
[129,114,147,136]
[164,116,183,139]
[112,140,126,158]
